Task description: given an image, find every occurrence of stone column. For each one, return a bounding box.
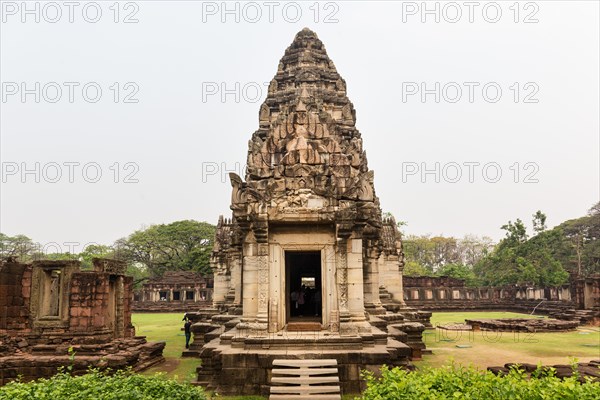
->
[115,276,125,338]
[397,258,406,305]
[363,242,385,314]
[384,254,407,306]
[230,250,242,306]
[241,241,258,322]
[347,238,369,331]
[212,268,228,307]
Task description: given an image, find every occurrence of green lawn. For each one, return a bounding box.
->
[415,311,600,369]
[132,311,600,398]
[430,311,543,325]
[132,313,198,382]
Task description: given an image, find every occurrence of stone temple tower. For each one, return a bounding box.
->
[197,28,429,395]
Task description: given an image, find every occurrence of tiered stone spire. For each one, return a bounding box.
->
[231,28,381,234]
[204,30,419,396]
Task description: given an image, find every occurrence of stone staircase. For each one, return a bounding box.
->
[551,307,600,325]
[269,359,341,400]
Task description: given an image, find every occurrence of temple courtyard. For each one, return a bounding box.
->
[133,311,600,394]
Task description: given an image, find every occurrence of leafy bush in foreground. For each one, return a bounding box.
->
[0,369,207,400]
[358,364,600,400]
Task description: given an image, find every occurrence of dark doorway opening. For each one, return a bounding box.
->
[286,251,322,323]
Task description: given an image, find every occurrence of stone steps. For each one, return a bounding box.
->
[270,359,341,400]
[379,287,399,312]
[287,322,322,331]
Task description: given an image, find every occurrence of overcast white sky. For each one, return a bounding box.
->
[1,0,598,252]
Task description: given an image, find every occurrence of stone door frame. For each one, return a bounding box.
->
[269,227,337,332]
[284,250,322,323]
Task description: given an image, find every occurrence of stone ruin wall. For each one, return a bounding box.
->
[403,275,600,325]
[133,271,213,313]
[573,275,600,310]
[0,257,165,386]
[0,261,32,332]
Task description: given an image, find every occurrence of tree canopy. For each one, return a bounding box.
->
[399,203,599,287]
[115,220,216,277]
[1,220,216,283]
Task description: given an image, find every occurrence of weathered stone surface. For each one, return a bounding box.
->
[466,318,578,332]
[0,257,165,385]
[403,275,600,326]
[134,271,214,312]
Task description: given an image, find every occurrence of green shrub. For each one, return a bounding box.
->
[0,369,207,400]
[358,364,600,400]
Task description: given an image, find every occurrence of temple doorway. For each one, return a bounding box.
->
[285,251,322,323]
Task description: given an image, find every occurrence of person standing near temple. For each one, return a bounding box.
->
[184,317,193,349]
[298,286,306,316]
[313,287,321,317]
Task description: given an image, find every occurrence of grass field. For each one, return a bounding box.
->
[415,311,600,369]
[132,311,600,398]
[132,313,199,382]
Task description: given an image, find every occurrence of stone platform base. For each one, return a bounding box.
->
[466,318,579,332]
[0,336,165,385]
[195,329,412,396]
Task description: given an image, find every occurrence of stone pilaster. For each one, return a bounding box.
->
[241,242,258,323]
[384,254,407,307]
[336,236,350,321]
[336,222,357,336]
[230,250,242,306]
[364,241,386,314]
[254,220,269,332]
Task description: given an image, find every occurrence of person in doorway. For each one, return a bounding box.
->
[291,288,299,316]
[184,317,193,349]
[314,287,321,317]
[298,286,306,316]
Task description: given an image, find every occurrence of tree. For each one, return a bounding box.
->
[429,236,461,270]
[79,244,115,269]
[532,210,547,234]
[475,214,569,287]
[500,219,528,246]
[436,263,480,287]
[458,235,494,266]
[116,220,216,277]
[403,235,436,273]
[0,233,36,261]
[553,204,600,276]
[403,260,431,277]
[126,263,150,289]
